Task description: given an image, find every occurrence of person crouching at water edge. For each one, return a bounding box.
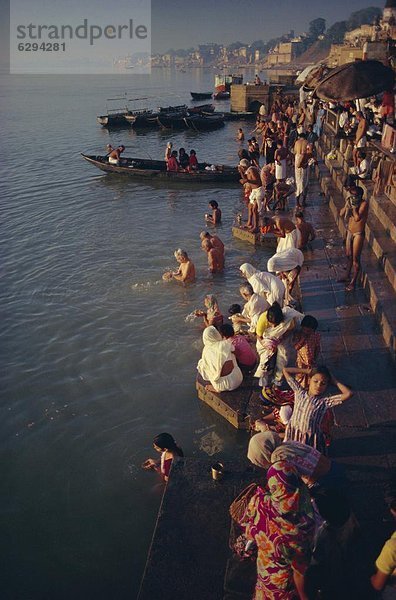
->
[255,301,304,388]
[163,249,196,283]
[262,215,301,252]
[194,294,223,329]
[107,144,125,165]
[142,433,184,482]
[197,326,243,393]
[239,263,285,307]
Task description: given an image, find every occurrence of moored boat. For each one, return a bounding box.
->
[81,154,239,183]
[97,111,131,127]
[188,103,215,114]
[213,91,230,100]
[157,112,224,130]
[184,114,225,131]
[191,92,213,100]
[124,109,159,128]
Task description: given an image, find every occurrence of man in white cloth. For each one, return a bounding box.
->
[267,248,304,304]
[262,215,301,252]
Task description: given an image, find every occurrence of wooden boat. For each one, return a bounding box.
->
[188,103,215,114]
[81,154,239,183]
[184,114,225,131]
[191,92,213,100]
[97,111,131,127]
[124,109,159,128]
[97,95,150,128]
[159,104,188,113]
[157,113,224,130]
[213,91,230,100]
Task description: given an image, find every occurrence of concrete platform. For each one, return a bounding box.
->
[232,226,277,248]
[138,459,257,600]
[196,377,264,430]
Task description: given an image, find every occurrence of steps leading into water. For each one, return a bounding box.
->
[316,143,396,360]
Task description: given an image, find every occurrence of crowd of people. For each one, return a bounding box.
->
[143,92,395,599]
[165,143,199,172]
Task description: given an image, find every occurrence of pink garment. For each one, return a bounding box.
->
[160,452,173,479]
[232,335,257,367]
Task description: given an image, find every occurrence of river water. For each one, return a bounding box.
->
[0,68,272,599]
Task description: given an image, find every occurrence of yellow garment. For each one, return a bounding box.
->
[256,312,269,337]
[376,532,396,579]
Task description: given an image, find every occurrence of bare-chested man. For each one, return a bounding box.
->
[262,215,301,251]
[202,239,224,273]
[295,211,315,249]
[108,145,125,165]
[163,249,196,283]
[241,164,264,232]
[200,231,225,256]
[339,186,368,291]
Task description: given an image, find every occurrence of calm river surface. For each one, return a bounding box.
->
[0,68,272,599]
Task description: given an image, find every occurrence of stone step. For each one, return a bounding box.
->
[365,211,396,293]
[319,150,396,292]
[315,159,396,360]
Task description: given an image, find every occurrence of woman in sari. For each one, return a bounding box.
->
[243,461,315,599]
[255,302,304,387]
[194,294,223,329]
[197,326,243,393]
[240,263,286,307]
[247,431,345,489]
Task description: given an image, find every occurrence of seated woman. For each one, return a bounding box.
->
[178,147,190,170]
[247,430,346,489]
[240,461,315,600]
[230,283,269,333]
[142,432,184,482]
[194,294,223,328]
[218,323,257,371]
[188,149,198,171]
[197,326,243,393]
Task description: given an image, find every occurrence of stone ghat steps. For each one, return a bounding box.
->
[318,154,396,297]
[315,157,396,359]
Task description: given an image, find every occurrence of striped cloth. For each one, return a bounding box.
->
[284,373,343,453]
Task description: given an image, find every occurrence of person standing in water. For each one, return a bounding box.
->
[163,249,196,283]
[205,200,222,225]
[142,433,184,482]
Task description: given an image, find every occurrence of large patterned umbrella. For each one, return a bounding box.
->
[313,60,394,101]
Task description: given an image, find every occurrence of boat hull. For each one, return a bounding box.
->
[81,154,239,183]
[191,92,213,100]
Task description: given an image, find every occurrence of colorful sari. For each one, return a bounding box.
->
[243,461,315,599]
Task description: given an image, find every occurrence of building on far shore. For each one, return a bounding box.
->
[328,0,396,67]
[266,39,305,66]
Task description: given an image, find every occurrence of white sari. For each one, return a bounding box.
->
[197,326,243,392]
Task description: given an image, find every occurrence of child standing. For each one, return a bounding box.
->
[294,315,321,388]
[142,433,184,482]
[282,366,353,453]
